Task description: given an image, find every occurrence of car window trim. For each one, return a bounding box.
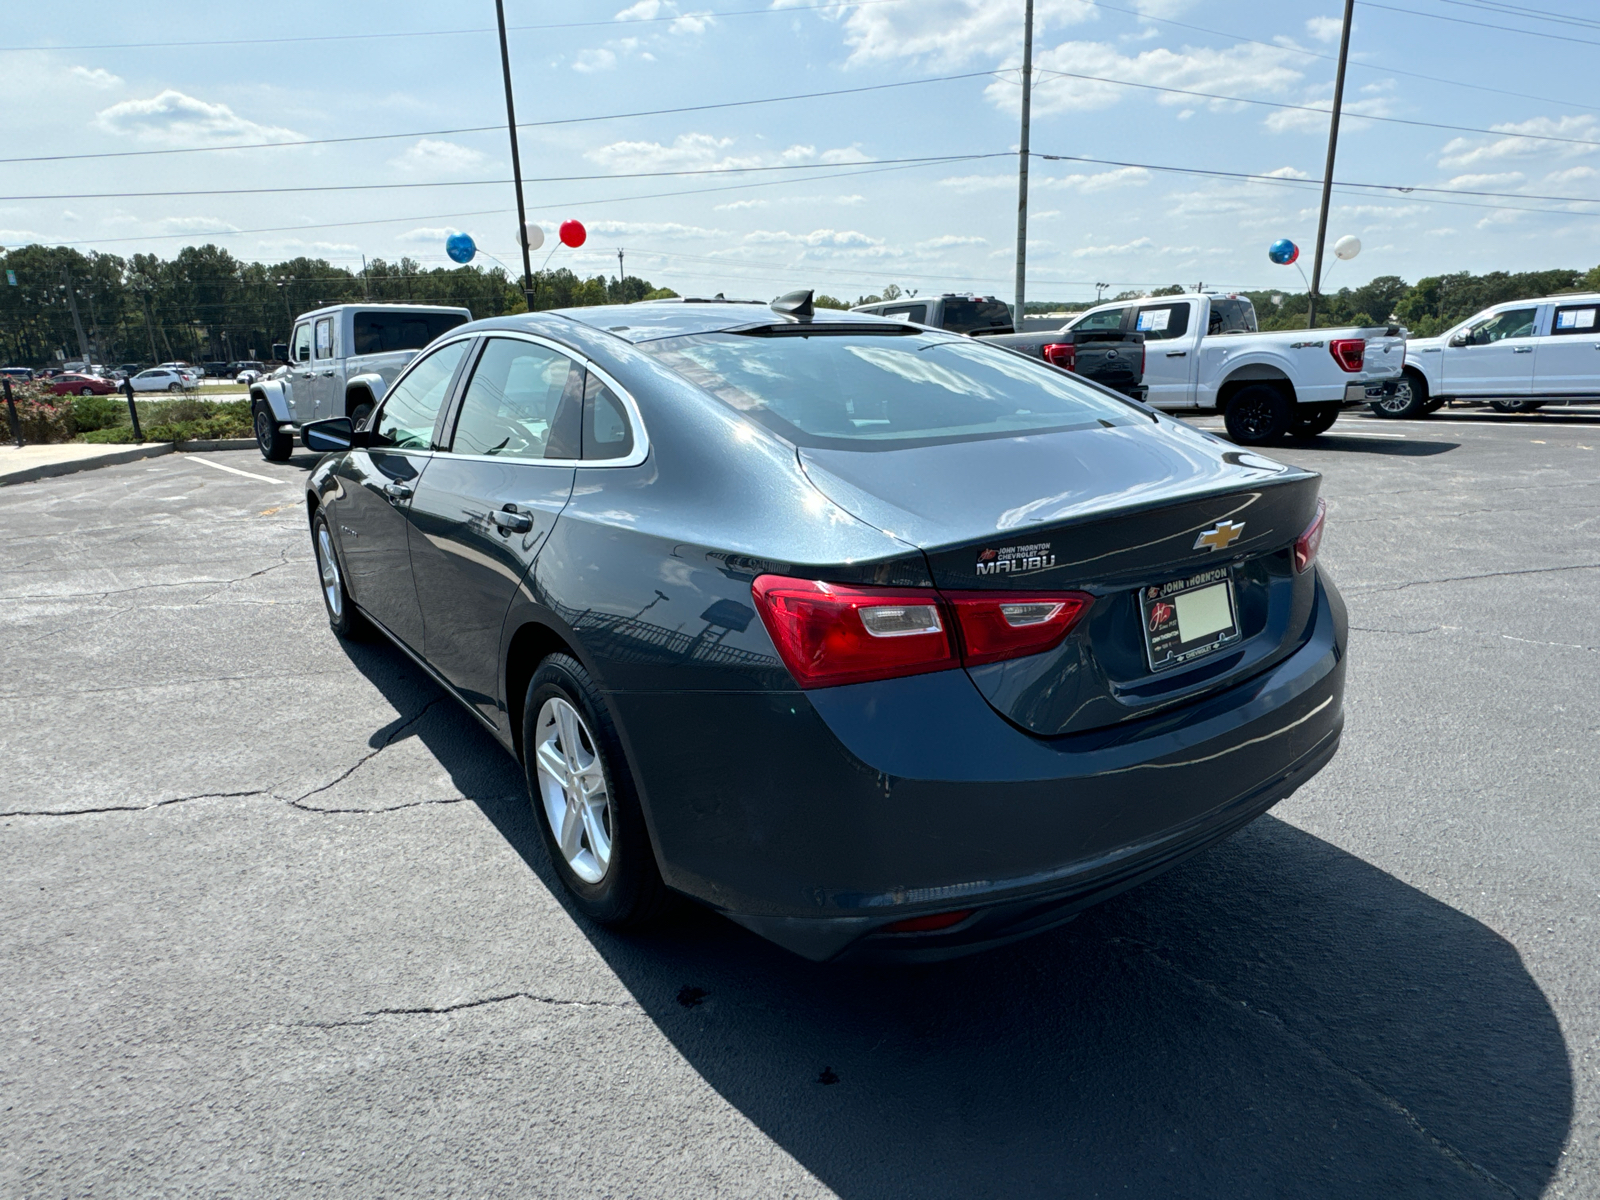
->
[366,332,478,454]
[429,330,650,469]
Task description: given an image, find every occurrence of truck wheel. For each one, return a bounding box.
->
[1424,395,1447,413]
[1288,404,1340,440]
[1371,370,1429,419]
[1490,399,1542,414]
[311,510,368,640]
[1223,385,1292,445]
[349,398,373,429]
[254,402,293,461]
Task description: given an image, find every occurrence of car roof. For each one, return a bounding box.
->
[541,300,917,345]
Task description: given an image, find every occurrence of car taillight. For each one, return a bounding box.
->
[751,577,957,688]
[1294,498,1326,573]
[1329,338,1364,372]
[1041,343,1077,371]
[942,591,1093,666]
[752,576,1094,687]
[882,909,975,933]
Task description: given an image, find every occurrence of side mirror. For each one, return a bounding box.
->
[271,342,289,363]
[302,416,369,453]
[1448,332,1469,348]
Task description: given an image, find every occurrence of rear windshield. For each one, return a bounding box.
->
[352,310,469,355]
[1208,297,1258,335]
[941,298,1013,334]
[637,331,1137,450]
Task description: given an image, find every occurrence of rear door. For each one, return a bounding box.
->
[335,337,472,651]
[309,314,340,420]
[1533,301,1600,399]
[405,334,583,724]
[1442,306,1538,396]
[1133,300,1198,408]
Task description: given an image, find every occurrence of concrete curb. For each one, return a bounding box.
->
[0,442,175,487]
[176,438,258,452]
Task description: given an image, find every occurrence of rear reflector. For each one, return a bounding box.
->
[1294,497,1326,573]
[750,577,957,688]
[943,590,1093,667]
[1329,338,1365,372]
[1041,342,1077,371]
[882,909,975,934]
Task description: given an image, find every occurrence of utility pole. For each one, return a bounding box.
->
[618,247,625,296]
[495,0,536,311]
[1308,0,1354,330]
[361,254,371,300]
[60,267,92,365]
[1012,0,1034,333]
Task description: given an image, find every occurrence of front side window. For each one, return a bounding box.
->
[1072,307,1128,333]
[1463,308,1537,344]
[373,339,469,450]
[882,304,928,323]
[1136,303,1191,340]
[292,323,312,363]
[582,372,635,461]
[314,317,335,360]
[1550,305,1598,336]
[637,330,1135,451]
[450,338,581,460]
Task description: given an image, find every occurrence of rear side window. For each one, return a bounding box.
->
[882,304,928,323]
[942,298,1012,334]
[450,338,580,460]
[582,372,635,461]
[292,323,312,363]
[1208,297,1258,334]
[314,317,335,360]
[638,331,1136,451]
[1073,307,1128,332]
[352,310,469,355]
[1135,303,1191,340]
[1551,305,1599,335]
[373,339,469,450]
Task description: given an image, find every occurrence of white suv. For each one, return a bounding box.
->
[1384,293,1600,416]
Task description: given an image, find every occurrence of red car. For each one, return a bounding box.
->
[45,372,117,397]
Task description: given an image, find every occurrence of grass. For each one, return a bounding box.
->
[74,396,253,443]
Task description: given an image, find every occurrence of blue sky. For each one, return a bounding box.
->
[6,0,1600,303]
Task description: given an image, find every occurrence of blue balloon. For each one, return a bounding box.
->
[445,232,477,264]
[1268,238,1299,266]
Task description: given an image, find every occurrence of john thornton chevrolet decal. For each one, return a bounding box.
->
[976,542,1056,576]
[1194,521,1245,552]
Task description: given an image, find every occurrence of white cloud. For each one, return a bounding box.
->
[1072,237,1155,257]
[744,228,884,249]
[573,47,619,72]
[70,66,121,89]
[917,234,989,250]
[1446,172,1525,189]
[714,198,767,211]
[157,216,240,234]
[93,89,301,146]
[839,0,1098,66]
[938,167,1148,193]
[584,219,729,239]
[1262,165,1309,179]
[397,227,462,244]
[387,139,488,176]
[615,0,664,17]
[587,133,869,173]
[1263,93,1393,134]
[1013,40,1304,117]
[1438,115,1600,169]
[1305,16,1345,44]
[1546,166,1598,184]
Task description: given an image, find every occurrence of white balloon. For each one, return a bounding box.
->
[1333,235,1362,261]
[523,222,545,252]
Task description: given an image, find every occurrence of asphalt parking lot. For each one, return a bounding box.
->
[3,407,1597,1198]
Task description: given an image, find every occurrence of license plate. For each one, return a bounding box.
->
[1140,568,1242,672]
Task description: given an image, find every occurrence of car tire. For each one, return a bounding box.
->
[1223,384,1292,445]
[311,510,369,640]
[79,386,94,396]
[1371,370,1429,419]
[1424,395,1447,413]
[1288,403,1340,440]
[1490,399,1542,414]
[349,399,373,429]
[254,402,293,461]
[523,653,671,928]
[167,382,181,392]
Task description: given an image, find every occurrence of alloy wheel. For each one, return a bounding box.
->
[316,525,343,618]
[534,697,613,884]
[1377,379,1415,415]
[255,407,273,450]
[1234,393,1276,438]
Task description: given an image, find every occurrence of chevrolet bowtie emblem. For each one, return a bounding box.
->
[1195,521,1246,551]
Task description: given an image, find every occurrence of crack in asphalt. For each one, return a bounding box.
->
[1350,624,1599,653]
[1346,562,1600,597]
[1114,937,1524,1198]
[0,669,349,702]
[301,991,638,1029]
[2,787,275,818]
[281,697,449,811]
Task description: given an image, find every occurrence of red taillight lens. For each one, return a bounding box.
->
[943,591,1093,666]
[1329,338,1365,372]
[882,909,975,933]
[750,576,957,688]
[1041,342,1077,371]
[1294,497,1326,573]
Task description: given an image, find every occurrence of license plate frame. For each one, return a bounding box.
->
[1139,567,1242,672]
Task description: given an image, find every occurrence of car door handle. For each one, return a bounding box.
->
[1165,351,1187,357]
[321,369,336,377]
[383,482,413,501]
[1512,346,1533,353]
[492,507,533,534]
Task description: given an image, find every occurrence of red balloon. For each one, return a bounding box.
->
[559,219,587,248]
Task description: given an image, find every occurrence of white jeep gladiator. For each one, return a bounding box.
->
[1059,293,1406,444]
[249,303,471,460]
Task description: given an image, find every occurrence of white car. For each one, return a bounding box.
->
[129,367,197,393]
[1378,293,1600,417]
[1056,292,1405,444]
[235,369,263,385]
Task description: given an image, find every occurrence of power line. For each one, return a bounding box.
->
[0,153,1007,203]
[1357,0,1600,47]
[0,0,908,53]
[1422,0,1600,32]
[0,71,1000,166]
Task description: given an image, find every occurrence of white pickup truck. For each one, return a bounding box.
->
[249,302,471,460]
[1058,292,1405,444]
[1377,292,1600,418]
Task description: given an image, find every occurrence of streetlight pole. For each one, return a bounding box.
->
[495,0,536,312]
[1308,0,1355,330]
[1012,0,1034,333]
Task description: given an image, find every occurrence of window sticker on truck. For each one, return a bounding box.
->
[1555,308,1597,331]
[1136,309,1170,333]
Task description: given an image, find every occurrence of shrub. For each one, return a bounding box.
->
[4,384,75,443]
[70,393,125,432]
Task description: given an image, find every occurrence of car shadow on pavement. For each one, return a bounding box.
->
[343,640,1573,1200]
[1290,437,1461,457]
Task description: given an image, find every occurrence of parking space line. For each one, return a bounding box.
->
[189,458,284,484]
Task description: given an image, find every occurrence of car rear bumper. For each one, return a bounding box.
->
[610,569,1347,961]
